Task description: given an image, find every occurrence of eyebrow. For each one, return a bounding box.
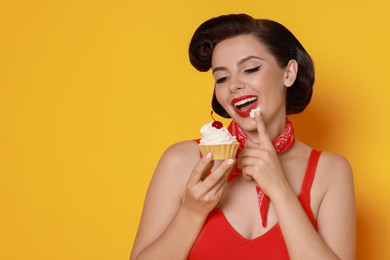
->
[212,55,264,74]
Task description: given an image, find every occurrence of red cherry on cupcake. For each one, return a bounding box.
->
[212,121,223,129]
[211,111,223,129]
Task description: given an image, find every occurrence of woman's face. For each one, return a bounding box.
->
[211,34,296,133]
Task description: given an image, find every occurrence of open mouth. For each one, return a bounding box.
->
[231,95,259,117]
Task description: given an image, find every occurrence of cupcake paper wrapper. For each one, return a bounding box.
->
[199,143,239,160]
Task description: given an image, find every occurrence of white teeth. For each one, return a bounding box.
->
[234,97,257,107]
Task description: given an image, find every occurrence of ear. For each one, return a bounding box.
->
[284,59,298,87]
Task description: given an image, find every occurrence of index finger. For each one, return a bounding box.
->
[187,152,214,186]
[253,110,273,148]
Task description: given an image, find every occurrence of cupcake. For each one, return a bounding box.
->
[198,120,239,160]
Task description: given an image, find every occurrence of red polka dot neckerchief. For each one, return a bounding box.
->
[227,118,295,227]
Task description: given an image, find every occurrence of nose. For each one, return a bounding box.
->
[228,76,245,93]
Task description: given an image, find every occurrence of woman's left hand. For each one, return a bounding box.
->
[237,112,286,197]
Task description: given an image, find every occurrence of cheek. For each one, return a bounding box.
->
[247,74,268,91]
[250,74,284,95]
[214,87,226,103]
[249,78,263,90]
[214,87,231,110]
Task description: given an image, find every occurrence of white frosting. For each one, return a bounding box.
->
[250,106,261,118]
[199,122,238,145]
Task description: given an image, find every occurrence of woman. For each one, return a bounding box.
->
[130,14,355,259]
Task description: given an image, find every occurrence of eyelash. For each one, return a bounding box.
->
[215,77,227,84]
[215,66,262,85]
[244,65,261,74]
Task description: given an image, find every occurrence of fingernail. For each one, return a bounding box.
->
[206,152,212,159]
[227,158,234,165]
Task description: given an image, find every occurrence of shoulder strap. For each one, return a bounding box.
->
[301,149,321,193]
[194,139,203,158]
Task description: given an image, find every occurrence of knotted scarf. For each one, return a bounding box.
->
[227,118,295,227]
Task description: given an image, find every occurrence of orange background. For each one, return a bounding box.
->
[1,0,389,259]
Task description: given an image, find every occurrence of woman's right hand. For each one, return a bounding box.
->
[182,153,235,217]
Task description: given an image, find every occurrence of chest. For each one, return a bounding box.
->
[216,162,308,239]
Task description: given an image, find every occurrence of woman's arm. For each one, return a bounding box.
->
[130,141,235,260]
[272,152,355,260]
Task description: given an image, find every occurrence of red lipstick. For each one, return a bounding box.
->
[231,95,259,118]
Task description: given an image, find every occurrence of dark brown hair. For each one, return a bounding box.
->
[189,14,315,118]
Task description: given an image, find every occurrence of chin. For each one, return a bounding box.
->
[234,116,257,131]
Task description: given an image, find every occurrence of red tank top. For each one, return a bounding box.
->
[188,150,321,260]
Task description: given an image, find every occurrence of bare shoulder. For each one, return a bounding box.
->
[301,146,355,216]
[141,140,201,210]
[312,150,354,197]
[160,140,200,164]
[290,141,353,183]
[317,151,353,182]
[157,140,200,175]
[150,140,200,191]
